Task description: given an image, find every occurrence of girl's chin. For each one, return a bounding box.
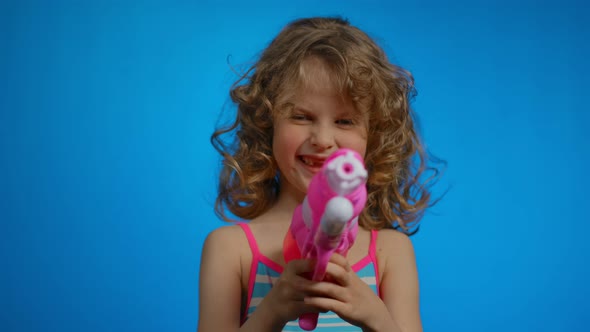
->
[281,177,311,199]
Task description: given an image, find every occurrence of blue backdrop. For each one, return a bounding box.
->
[2,0,588,331]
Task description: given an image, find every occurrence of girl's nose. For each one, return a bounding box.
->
[310,125,335,150]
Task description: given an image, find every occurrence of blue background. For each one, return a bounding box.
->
[2,0,588,331]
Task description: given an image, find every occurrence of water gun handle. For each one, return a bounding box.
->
[299,313,320,331]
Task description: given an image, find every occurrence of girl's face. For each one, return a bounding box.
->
[272,80,368,202]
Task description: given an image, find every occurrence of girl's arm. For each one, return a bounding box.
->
[197,226,244,331]
[378,229,423,332]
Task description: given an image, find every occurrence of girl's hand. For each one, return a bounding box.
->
[301,253,399,331]
[252,259,327,328]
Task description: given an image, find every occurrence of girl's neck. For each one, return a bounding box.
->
[263,186,305,223]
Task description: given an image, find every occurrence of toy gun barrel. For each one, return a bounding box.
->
[310,196,354,281]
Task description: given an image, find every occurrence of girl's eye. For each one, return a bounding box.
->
[336,119,355,126]
[290,113,310,121]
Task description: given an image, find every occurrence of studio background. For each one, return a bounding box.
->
[2,0,588,331]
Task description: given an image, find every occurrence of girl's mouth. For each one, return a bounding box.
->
[299,156,325,168]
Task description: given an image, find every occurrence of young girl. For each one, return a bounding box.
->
[199,17,440,332]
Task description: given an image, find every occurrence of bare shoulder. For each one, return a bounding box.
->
[374,228,422,331]
[201,224,251,271]
[375,228,416,261]
[374,228,417,282]
[202,224,248,253]
[198,224,250,330]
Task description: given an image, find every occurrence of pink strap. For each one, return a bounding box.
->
[369,230,381,298]
[369,229,378,257]
[237,222,261,257]
[350,229,378,272]
[236,222,259,325]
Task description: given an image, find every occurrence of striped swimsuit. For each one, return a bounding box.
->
[238,223,381,331]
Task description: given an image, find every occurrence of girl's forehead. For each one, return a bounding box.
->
[277,56,370,118]
[280,81,348,110]
[277,59,345,104]
[298,57,340,90]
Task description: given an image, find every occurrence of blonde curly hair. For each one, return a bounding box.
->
[211,17,443,234]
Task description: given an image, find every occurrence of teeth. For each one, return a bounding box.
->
[301,157,314,166]
[301,157,320,167]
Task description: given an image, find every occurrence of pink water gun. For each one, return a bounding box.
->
[283,148,368,331]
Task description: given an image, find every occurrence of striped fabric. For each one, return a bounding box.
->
[238,223,380,331]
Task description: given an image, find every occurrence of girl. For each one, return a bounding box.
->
[199,17,440,332]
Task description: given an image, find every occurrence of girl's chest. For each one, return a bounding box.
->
[243,225,373,276]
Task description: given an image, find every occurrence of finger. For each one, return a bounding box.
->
[303,296,344,314]
[329,253,351,272]
[286,260,332,292]
[303,280,348,302]
[324,262,351,286]
[285,259,315,275]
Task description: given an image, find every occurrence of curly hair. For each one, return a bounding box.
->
[211,16,443,233]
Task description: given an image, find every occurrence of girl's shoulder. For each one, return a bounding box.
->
[371,230,421,330]
[204,223,247,244]
[201,224,251,266]
[374,228,414,249]
[199,224,252,330]
[373,228,417,272]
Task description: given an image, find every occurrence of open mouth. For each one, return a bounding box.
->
[299,156,324,168]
